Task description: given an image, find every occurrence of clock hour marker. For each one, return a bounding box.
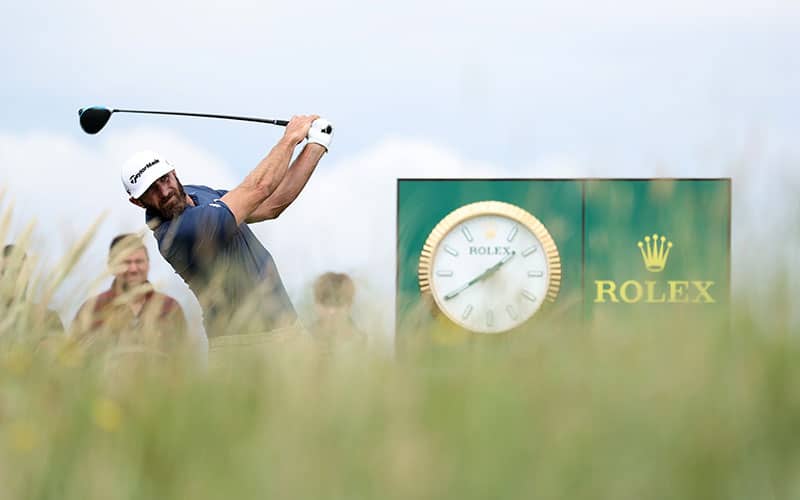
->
[528,271,544,278]
[522,246,538,257]
[436,270,454,277]
[521,290,537,302]
[506,225,518,242]
[506,305,518,320]
[461,226,474,242]
[444,245,459,257]
[462,305,473,320]
[486,310,494,327]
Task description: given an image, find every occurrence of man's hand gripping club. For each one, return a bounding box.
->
[221,114,334,226]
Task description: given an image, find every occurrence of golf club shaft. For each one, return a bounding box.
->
[114,109,289,127]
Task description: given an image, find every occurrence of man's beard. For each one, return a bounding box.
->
[147,176,188,220]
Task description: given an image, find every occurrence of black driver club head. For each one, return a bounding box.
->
[78,106,112,134]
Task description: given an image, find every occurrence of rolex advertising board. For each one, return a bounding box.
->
[396,179,730,351]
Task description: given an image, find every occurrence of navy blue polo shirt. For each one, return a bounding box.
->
[146,185,297,337]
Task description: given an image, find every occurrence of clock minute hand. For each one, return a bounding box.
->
[442,251,517,301]
[481,250,516,279]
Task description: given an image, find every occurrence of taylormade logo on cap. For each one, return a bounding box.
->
[122,150,175,199]
[129,159,160,185]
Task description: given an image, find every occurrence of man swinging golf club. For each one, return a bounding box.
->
[121,115,332,366]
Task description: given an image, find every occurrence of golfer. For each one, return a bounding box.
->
[120,115,332,363]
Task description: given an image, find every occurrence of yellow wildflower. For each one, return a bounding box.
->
[92,398,122,432]
[10,421,39,452]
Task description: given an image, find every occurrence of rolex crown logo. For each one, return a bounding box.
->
[638,233,673,272]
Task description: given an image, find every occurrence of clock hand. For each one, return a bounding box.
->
[443,282,471,301]
[442,251,516,301]
[480,250,516,279]
[443,271,488,301]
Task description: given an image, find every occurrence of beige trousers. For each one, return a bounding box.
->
[207,321,307,371]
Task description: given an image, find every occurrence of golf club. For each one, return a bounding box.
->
[78,106,291,135]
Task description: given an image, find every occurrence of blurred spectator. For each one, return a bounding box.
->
[71,234,188,356]
[1,244,65,341]
[309,272,367,354]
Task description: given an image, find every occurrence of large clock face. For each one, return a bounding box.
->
[418,201,561,334]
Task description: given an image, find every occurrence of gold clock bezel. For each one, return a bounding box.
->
[417,200,562,333]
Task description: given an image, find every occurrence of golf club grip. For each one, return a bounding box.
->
[114,109,289,127]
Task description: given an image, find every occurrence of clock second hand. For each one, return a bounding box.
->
[443,251,516,301]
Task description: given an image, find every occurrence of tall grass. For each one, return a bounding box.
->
[1,204,799,500]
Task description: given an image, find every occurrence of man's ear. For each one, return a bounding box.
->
[129,197,145,208]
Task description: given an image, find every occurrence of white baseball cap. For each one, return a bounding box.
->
[121,150,175,199]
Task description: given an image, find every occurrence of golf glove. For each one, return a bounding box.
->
[307,118,333,151]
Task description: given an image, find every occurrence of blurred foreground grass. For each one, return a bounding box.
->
[1,311,799,500]
[2,198,799,500]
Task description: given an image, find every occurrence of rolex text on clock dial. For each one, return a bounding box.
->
[419,201,561,334]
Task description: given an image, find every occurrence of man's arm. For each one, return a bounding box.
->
[221,115,317,226]
[69,299,94,338]
[245,143,326,223]
[158,297,190,354]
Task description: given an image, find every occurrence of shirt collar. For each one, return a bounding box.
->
[109,278,155,301]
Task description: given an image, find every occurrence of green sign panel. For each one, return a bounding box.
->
[396,179,730,351]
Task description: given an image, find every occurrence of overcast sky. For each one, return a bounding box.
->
[1,0,798,337]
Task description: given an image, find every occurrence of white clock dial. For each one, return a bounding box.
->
[431,215,549,333]
[419,201,561,334]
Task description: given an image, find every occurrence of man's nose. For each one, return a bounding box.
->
[157,181,171,198]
